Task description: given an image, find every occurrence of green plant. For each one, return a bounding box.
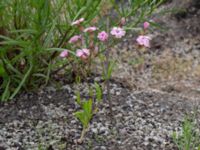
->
[74,83,103,143]
[172,116,200,150]
[0,0,164,101]
[96,0,165,120]
[0,0,103,101]
[94,82,102,103]
[74,98,93,143]
[37,144,45,150]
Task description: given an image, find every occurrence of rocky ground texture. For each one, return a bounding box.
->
[0,81,199,150]
[1,0,200,149]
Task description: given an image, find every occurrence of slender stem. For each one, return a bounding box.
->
[105,49,113,120]
[78,126,88,143]
[104,17,113,121]
[13,0,18,30]
[80,127,86,142]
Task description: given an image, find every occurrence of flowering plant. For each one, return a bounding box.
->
[0,0,163,101]
[0,0,163,144]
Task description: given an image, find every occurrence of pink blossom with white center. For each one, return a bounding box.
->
[143,22,150,29]
[76,48,90,59]
[71,18,84,26]
[60,50,69,58]
[97,31,109,42]
[84,26,98,33]
[136,35,151,48]
[110,27,126,38]
[69,35,82,43]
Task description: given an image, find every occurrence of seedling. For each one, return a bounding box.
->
[74,97,93,143]
[172,116,200,150]
[94,82,102,103]
[74,83,103,143]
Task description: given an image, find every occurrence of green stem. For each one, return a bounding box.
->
[79,126,88,143]
[105,50,113,121]
[104,17,113,122]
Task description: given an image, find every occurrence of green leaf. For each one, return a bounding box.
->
[10,64,33,99]
[72,6,87,21]
[0,35,29,47]
[1,78,10,101]
[83,99,93,120]
[0,60,6,77]
[89,87,94,99]
[107,60,116,79]
[95,82,102,103]
[43,21,56,47]
[76,91,82,106]
[74,111,88,128]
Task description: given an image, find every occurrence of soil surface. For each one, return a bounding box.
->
[0,81,199,150]
[1,0,200,150]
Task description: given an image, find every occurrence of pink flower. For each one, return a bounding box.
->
[143,22,150,30]
[71,18,84,26]
[120,17,126,26]
[97,31,109,42]
[110,27,126,38]
[76,48,90,59]
[84,26,98,33]
[69,35,82,43]
[136,35,151,48]
[60,50,69,58]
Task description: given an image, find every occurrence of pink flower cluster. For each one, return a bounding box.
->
[60,18,128,60]
[76,48,90,60]
[136,21,151,48]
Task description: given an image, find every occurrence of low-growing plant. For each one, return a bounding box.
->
[172,116,200,150]
[74,83,103,143]
[75,98,93,143]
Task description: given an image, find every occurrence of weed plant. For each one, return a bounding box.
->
[0,0,164,101]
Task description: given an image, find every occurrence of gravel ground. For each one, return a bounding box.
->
[0,80,200,150]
